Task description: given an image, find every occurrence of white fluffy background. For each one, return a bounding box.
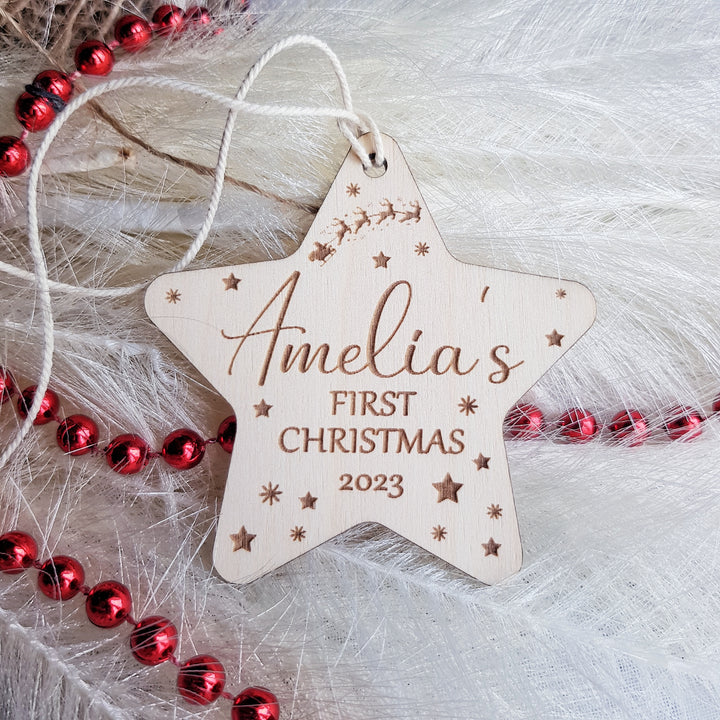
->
[1,0,720,718]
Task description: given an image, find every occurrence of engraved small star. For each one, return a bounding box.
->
[253,399,272,417]
[482,538,501,557]
[458,396,478,415]
[299,492,317,509]
[556,288,567,299]
[290,526,306,542]
[165,289,181,304]
[473,453,490,471]
[372,251,390,268]
[259,483,282,505]
[487,504,503,519]
[222,272,241,290]
[230,526,256,552]
[346,182,360,197]
[546,329,564,347]
[432,473,463,503]
[431,526,447,541]
[414,242,429,256]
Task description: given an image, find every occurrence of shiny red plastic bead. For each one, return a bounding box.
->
[177,654,226,705]
[664,405,704,441]
[85,580,133,628]
[557,408,597,442]
[33,70,74,102]
[232,687,280,720]
[114,14,153,52]
[505,403,544,439]
[105,434,150,474]
[75,40,115,76]
[17,385,60,424]
[130,616,178,665]
[0,531,38,574]
[38,555,85,600]
[185,6,211,24]
[15,92,55,132]
[161,428,206,470]
[0,136,30,177]
[152,5,185,35]
[217,415,236,453]
[57,414,99,455]
[608,409,649,446]
[0,367,16,404]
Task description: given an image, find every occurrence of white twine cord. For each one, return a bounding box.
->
[0,34,385,470]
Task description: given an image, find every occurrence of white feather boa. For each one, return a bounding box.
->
[1,0,719,717]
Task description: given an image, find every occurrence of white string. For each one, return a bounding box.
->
[0,34,384,470]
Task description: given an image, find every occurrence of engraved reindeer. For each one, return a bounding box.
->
[374,199,396,224]
[332,218,352,245]
[352,207,371,234]
[399,200,422,223]
[308,241,336,265]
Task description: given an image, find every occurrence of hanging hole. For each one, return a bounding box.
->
[364,153,387,178]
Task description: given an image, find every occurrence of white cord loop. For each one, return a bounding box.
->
[0,35,384,470]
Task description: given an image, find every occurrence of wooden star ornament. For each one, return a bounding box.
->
[145,134,595,585]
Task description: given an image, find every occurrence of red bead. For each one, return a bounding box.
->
[152,5,185,35]
[15,92,55,132]
[17,385,60,424]
[130,616,178,665]
[114,15,153,52]
[664,405,704,441]
[38,555,85,600]
[0,367,16,404]
[75,40,115,76]
[232,687,280,720]
[85,580,132,628]
[185,6,211,24]
[57,414,99,456]
[0,136,30,177]
[557,408,597,442]
[505,403,544,439]
[608,410,649,446]
[33,70,74,103]
[105,434,150,474]
[161,428,206,470]
[217,415,236,453]
[177,654,226,705]
[0,531,38,574]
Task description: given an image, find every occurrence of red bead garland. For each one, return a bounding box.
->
[57,414,99,455]
[0,529,280,715]
[232,687,280,720]
[17,385,60,424]
[130,615,178,665]
[86,580,133,627]
[0,136,30,177]
[177,654,226,705]
[15,92,56,132]
[114,14,154,52]
[557,408,598,443]
[161,428,206,469]
[33,70,74,103]
[74,39,116,76]
[505,403,544,440]
[664,405,704,441]
[38,555,85,600]
[0,531,38,573]
[607,410,650,446]
[0,367,16,403]
[217,415,237,453]
[152,5,186,35]
[105,433,151,474]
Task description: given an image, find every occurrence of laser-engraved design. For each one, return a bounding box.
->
[222,273,241,291]
[487,504,502,519]
[166,289,181,304]
[482,537,501,556]
[433,473,463,503]
[352,207,371,234]
[458,396,478,415]
[414,242,430,256]
[481,286,489,303]
[373,251,391,268]
[260,483,282,505]
[230,526,255,552]
[546,329,564,347]
[299,492,318,509]
[556,288,567,299]
[431,525,447,541]
[374,199,396,224]
[399,200,421,223]
[333,218,352,245]
[253,399,272,417]
[290,526,306,542]
[346,183,360,197]
[473,453,490,470]
[308,241,335,265]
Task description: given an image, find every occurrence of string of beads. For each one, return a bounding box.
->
[0,529,278,718]
[0,4,226,178]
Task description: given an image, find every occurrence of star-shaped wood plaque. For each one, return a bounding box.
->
[145,134,595,585]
